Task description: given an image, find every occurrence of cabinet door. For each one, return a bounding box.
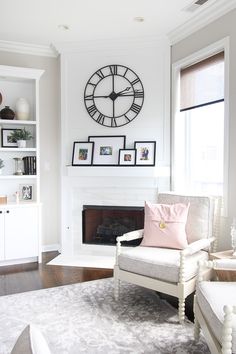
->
[4,206,38,260]
[0,209,4,260]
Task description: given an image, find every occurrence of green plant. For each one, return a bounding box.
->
[0,159,4,169]
[9,128,33,142]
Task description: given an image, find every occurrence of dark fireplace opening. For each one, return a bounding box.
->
[82,205,144,246]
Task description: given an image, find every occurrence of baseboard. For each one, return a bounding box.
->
[42,244,61,252]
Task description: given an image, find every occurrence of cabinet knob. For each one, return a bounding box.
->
[6,210,9,213]
[0,211,2,214]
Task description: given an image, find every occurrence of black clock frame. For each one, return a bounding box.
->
[84,64,144,128]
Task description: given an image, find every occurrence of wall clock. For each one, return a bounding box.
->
[84,64,144,128]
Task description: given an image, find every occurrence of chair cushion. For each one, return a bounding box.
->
[118,246,208,283]
[196,282,236,353]
[157,193,213,244]
[141,202,189,250]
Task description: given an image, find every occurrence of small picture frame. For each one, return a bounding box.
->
[1,128,21,148]
[88,135,126,166]
[134,141,156,166]
[19,184,34,201]
[119,149,136,166]
[72,141,94,166]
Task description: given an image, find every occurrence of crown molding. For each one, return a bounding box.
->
[168,0,236,45]
[0,40,58,58]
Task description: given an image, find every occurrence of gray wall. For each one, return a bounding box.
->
[0,51,60,248]
[172,9,236,250]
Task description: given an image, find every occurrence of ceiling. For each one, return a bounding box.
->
[0,0,235,49]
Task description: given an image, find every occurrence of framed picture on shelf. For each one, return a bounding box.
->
[119,149,136,166]
[88,135,126,166]
[19,184,34,201]
[72,141,94,166]
[1,129,21,148]
[134,141,156,166]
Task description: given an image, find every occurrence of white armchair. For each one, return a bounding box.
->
[114,193,221,323]
[194,259,236,354]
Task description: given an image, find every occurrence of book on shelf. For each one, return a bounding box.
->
[23,156,37,175]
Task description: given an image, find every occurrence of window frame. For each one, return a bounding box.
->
[171,37,229,215]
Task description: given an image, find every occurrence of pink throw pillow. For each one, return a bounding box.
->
[141,202,190,250]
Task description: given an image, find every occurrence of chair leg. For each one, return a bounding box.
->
[114,277,120,301]
[194,317,200,341]
[178,297,185,323]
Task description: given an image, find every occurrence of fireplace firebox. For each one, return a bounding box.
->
[82,205,144,246]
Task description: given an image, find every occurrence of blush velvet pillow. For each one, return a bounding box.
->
[141,201,190,250]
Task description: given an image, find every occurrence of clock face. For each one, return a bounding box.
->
[84,64,144,128]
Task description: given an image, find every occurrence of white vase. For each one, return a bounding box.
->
[15,98,30,120]
[17,140,26,148]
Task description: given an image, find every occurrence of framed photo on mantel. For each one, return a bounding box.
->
[72,141,94,166]
[134,141,156,166]
[88,135,126,166]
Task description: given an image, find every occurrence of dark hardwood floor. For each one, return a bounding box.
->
[0,252,113,296]
[0,252,194,321]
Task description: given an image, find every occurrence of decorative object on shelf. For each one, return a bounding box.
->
[8,127,33,148]
[23,156,36,175]
[15,97,30,120]
[231,217,236,256]
[72,141,94,166]
[134,141,156,166]
[0,105,15,120]
[1,128,20,147]
[0,195,7,204]
[0,92,2,105]
[19,184,34,201]
[0,158,4,174]
[118,149,136,166]
[84,64,144,128]
[14,157,24,175]
[88,135,126,166]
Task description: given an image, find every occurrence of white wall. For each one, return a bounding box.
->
[171,9,236,250]
[0,51,60,248]
[57,36,171,254]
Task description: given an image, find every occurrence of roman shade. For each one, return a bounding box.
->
[180,52,224,112]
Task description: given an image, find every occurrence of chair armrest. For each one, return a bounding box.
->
[116,229,144,243]
[213,259,236,271]
[182,237,215,256]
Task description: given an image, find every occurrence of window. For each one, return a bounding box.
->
[172,48,226,197]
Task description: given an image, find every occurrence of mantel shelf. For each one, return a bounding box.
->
[66,165,170,178]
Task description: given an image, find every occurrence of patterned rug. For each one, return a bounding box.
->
[0,278,209,354]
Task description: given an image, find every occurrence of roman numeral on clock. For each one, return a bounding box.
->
[84,94,94,101]
[111,118,117,127]
[109,65,118,75]
[130,103,141,114]
[96,113,105,125]
[96,70,105,79]
[124,114,131,122]
[87,104,97,116]
[134,90,144,98]
[131,78,140,86]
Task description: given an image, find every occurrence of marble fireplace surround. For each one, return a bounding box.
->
[60,166,170,257]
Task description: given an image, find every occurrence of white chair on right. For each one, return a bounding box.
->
[194,259,236,354]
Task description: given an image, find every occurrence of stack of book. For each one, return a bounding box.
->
[23,156,36,175]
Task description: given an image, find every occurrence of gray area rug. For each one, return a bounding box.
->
[0,278,209,354]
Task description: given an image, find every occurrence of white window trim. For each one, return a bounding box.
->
[171,37,229,215]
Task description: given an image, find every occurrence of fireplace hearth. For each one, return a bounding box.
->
[82,205,144,246]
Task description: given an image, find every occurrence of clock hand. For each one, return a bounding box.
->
[93,95,110,98]
[116,87,131,96]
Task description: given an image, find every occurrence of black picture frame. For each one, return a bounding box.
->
[118,149,136,166]
[1,128,21,148]
[134,141,156,166]
[72,141,94,166]
[88,135,126,166]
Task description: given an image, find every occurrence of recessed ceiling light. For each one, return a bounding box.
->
[58,24,70,31]
[134,17,144,22]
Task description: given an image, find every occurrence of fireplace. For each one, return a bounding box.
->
[82,205,144,246]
